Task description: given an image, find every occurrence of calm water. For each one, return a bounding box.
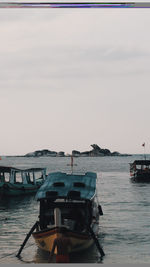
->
[0,155,150,264]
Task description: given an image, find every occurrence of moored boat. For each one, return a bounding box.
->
[31,171,104,258]
[0,166,47,196]
[130,160,150,182]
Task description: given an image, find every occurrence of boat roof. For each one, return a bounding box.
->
[132,160,150,165]
[35,171,97,201]
[0,166,46,173]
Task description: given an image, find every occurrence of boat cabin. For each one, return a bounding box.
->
[35,171,99,232]
[39,197,92,232]
[130,160,150,173]
[0,166,46,185]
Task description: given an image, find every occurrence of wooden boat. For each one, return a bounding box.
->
[130,160,150,182]
[0,166,47,196]
[31,171,104,257]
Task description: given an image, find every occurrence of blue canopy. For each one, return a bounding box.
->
[36,171,97,201]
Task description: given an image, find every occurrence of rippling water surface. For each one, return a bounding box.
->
[0,155,150,264]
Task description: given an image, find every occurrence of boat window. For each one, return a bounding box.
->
[1,173,10,182]
[73,182,85,188]
[34,171,44,181]
[15,173,23,183]
[53,182,65,187]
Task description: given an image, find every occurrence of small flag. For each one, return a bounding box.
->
[142,143,145,147]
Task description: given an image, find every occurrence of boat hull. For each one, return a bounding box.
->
[0,182,43,196]
[130,173,150,183]
[32,226,97,254]
[130,160,150,183]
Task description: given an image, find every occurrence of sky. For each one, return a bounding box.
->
[0,2,150,155]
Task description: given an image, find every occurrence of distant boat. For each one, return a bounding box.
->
[130,160,150,182]
[30,171,104,258]
[0,166,47,196]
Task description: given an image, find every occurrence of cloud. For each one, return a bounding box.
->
[0,8,150,154]
[1,42,150,84]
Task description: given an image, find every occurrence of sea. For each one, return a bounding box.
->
[0,154,150,264]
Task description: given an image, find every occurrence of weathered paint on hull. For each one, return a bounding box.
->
[32,227,94,254]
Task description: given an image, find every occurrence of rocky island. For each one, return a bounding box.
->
[24,144,131,157]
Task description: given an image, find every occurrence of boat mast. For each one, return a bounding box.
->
[142,142,146,160]
[71,155,73,174]
[67,155,76,174]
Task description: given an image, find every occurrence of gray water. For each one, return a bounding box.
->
[0,155,150,264]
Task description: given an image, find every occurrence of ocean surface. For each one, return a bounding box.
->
[0,154,150,264]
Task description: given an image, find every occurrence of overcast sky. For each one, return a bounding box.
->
[0,4,150,155]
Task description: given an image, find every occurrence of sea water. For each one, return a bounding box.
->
[0,154,150,264]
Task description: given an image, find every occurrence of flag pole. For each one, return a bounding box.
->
[71,155,73,174]
[142,143,146,160]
